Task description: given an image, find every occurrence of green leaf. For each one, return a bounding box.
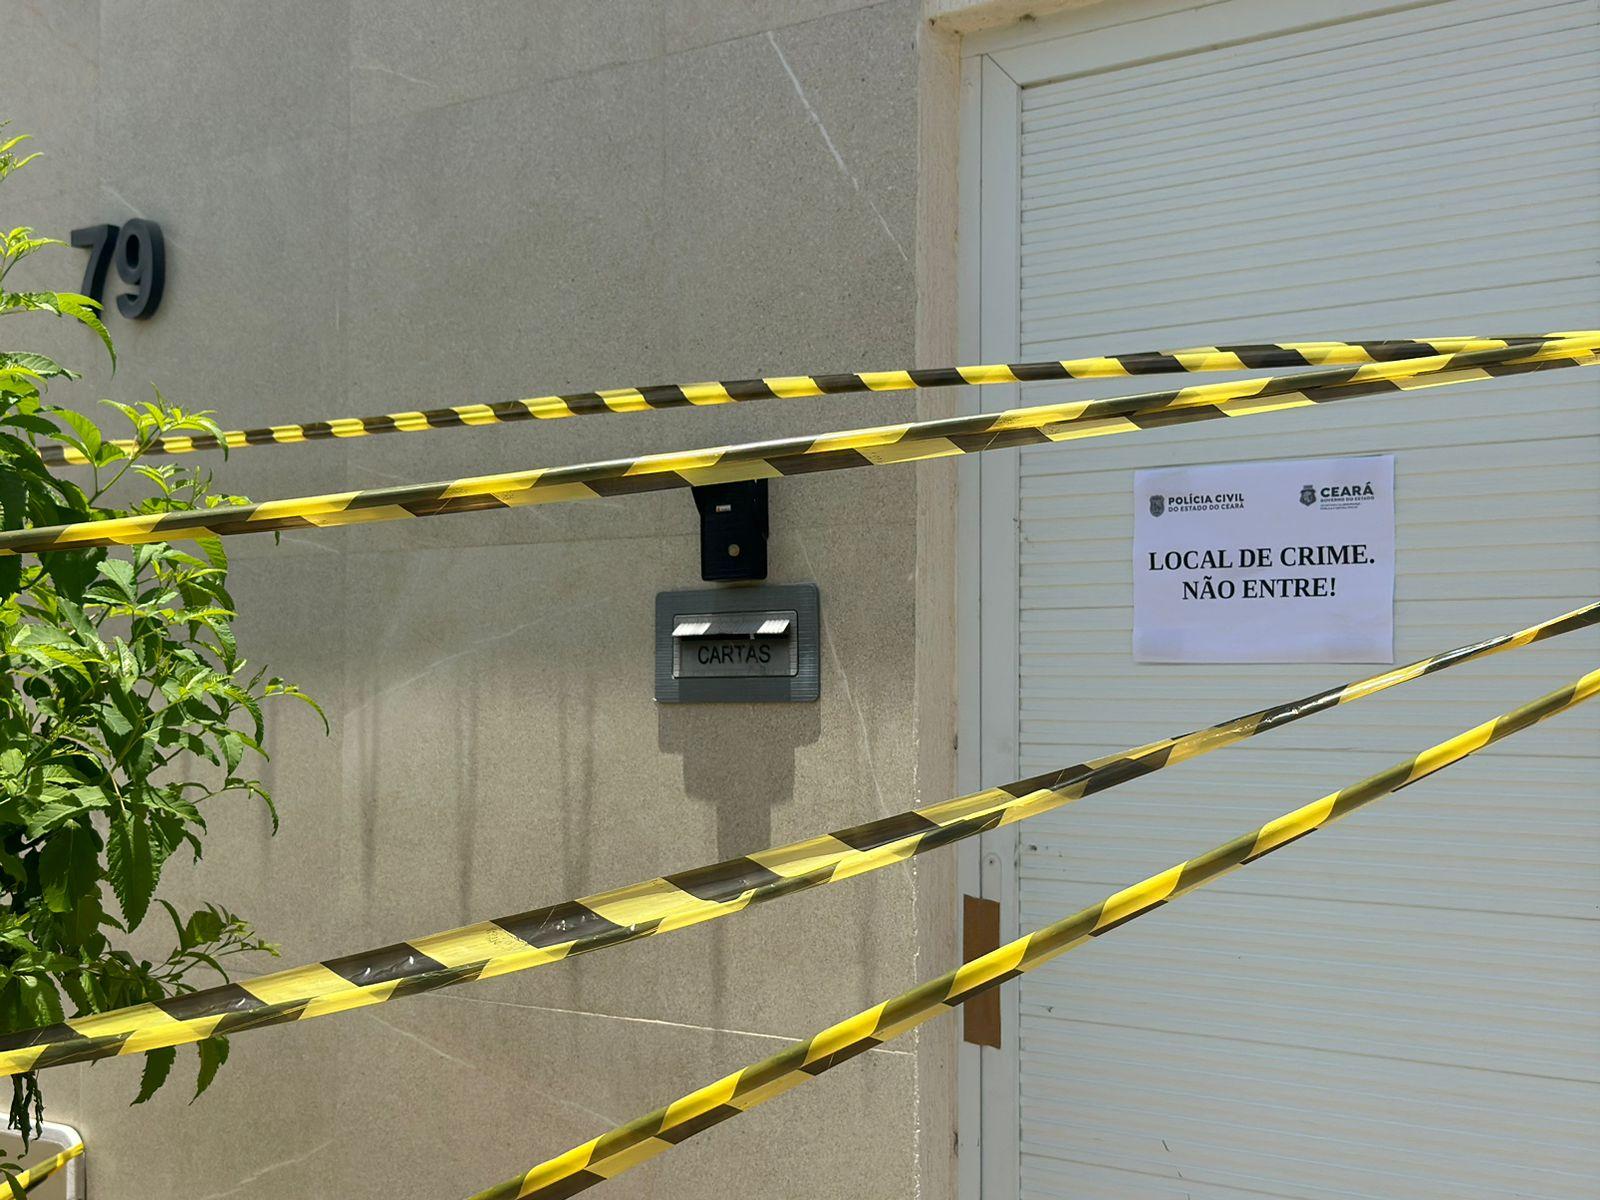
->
[250,782,281,835]
[52,293,115,369]
[0,465,22,600]
[183,906,225,950]
[11,975,64,1028]
[96,557,138,601]
[38,826,102,914]
[3,235,63,265]
[218,731,245,775]
[0,291,58,315]
[24,789,112,839]
[8,637,94,681]
[0,352,75,381]
[132,1045,176,1105]
[193,534,228,574]
[268,681,329,735]
[193,1034,230,1099]
[0,412,58,438]
[53,407,103,459]
[106,812,158,931]
[56,596,103,652]
[42,546,106,604]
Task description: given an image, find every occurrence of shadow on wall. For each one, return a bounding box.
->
[658,702,821,860]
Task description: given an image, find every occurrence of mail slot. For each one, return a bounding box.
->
[655,585,819,703]
[673,611,798,679]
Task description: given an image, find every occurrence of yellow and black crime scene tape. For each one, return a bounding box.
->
[0,601,1591,1078]
[5,334,1598,558]
[2,1140,82,1197]
[35,334,1565,466]
[466,666,1600,1200]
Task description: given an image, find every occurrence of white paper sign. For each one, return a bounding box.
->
[1133,455,1394,663]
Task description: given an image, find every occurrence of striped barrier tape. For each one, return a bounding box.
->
[2,1141,82,1198]
[466,666,1600,1199]
[0,600,1591,1078]
[35,334,1562,466]
[5,334,1598,558]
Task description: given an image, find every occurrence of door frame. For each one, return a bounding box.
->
[955,43,1025,1200]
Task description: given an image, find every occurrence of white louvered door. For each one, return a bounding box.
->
[967,1,1600,1197]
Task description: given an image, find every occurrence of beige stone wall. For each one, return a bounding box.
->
[8,2,960,1196]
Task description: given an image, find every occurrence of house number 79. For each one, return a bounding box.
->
[69,219,166,320]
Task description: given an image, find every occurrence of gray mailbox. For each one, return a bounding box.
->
[655,584,820,703]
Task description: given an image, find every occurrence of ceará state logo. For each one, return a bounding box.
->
[1299,479,1377,511]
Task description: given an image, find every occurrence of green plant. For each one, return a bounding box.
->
[0,129,319,1189]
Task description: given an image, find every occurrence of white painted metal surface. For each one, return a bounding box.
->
[0,1121,86,1200]
[964,0,1600,1196]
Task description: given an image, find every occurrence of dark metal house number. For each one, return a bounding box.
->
[69,219,166,319]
